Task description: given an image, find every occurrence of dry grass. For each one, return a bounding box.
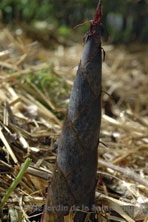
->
[0,28,148,221]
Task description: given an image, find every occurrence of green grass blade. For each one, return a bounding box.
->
[18,211,23,222]
[0,158,32,210]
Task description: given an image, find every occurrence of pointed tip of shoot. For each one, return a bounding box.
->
[93,0,102,25]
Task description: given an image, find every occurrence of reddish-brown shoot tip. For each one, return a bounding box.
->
[93,0,102,25]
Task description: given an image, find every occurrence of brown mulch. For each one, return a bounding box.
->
[0,28,148,221]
